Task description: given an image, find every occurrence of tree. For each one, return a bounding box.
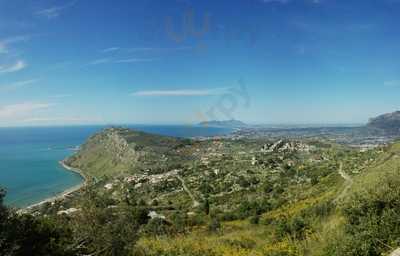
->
[71,192,140,256]
[0,189,8,225]
[203,198,210,215]
[0,189,77,256]
[208,218,221,233]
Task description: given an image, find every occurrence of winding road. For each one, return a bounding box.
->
[176,175,200,208]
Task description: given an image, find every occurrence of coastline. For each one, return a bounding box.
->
[59,160,89,187]
[21,161,88,212]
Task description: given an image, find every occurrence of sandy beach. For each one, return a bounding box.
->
[20,161,88,212]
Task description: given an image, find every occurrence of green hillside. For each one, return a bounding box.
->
[64,127,192,179]
[133,140,400,256]
[62,129,400,255]
[4,128,400,256]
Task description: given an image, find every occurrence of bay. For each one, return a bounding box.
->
[0,125,232,207]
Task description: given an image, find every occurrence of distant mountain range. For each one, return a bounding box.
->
[198,119,247,128]
[198,113,400,134]
[367,111,400,135]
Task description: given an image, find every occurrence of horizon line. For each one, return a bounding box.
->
[0,122,367,129]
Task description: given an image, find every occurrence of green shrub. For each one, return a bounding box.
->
[144,218,169,236]
[325,173,400,255]
[223,237,256,249]
[274,216,310,240]
[218,211,238,221]
[208,218,221,233]
[0,189,77,256]
[249,214,260,225]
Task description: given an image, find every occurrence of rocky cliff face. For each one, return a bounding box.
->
[65,128,144,178]
[93,128,139,163]
[367,111,400,135]
[64,127,188,179]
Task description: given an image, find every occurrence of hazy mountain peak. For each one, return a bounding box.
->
[368,111,400,135]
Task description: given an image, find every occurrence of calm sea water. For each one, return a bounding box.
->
[0,125,232,207]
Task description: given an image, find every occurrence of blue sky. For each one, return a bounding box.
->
[1,0,400,126]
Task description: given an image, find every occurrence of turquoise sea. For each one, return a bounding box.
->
[0,125,232,207]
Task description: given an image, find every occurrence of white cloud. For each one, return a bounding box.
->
[131,88,229,97]
[0,79,38,92]
[36,7,65,19]
[0,102,51,120]
[261,0,321,4]
[102,47,120,53]
[88,58,111,65]
[128,47,157,52]
[384,80,400,87]
[22,117,92,123]
[0,43,7,54]
[128,46,193,52]
[0,60,27,74]
[2,35,30,45]
[99,46,193,55]
[88,57,154,65]
[262,0,290,4]
[35,1,76,19]
[21,116,105,125]
[50,94,72,98]
[0,35,29,54]
[21,117,55,122]
[114,58,155,63]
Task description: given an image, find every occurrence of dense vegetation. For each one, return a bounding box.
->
[0,189,76,255]
[3,128,400,255]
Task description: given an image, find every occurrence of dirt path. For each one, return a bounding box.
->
[335,162,353,202]
[338,162,352,183]
[176,175,200,208]
[390,248,400,256]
